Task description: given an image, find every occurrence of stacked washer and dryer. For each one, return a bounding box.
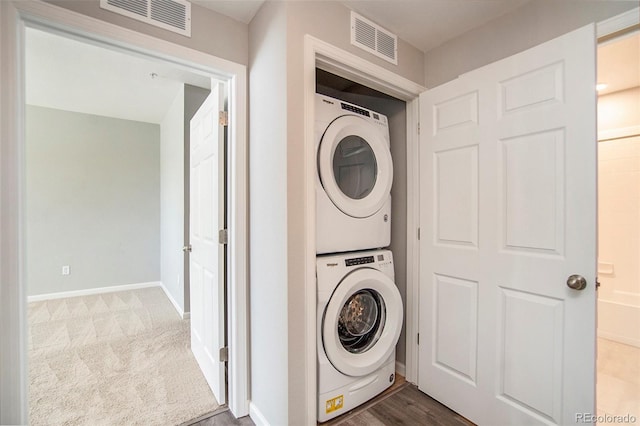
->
[315,94,403,422]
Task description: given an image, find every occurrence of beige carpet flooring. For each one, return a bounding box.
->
[28,286,219,425]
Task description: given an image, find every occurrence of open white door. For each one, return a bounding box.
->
[190,81,227,405]
[418,25,597,425]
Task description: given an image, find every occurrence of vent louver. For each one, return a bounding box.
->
[100,0,191,37]
[351,12,398,65]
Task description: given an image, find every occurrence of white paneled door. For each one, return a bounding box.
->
[418,25,597,425]
[190,81,227,405]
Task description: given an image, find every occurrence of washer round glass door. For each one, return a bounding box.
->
[318,115,393,218]
[322,268,403,377]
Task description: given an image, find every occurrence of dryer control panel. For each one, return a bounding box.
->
[339,101,388,127]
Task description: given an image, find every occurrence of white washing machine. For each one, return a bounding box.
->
[317,249,403,422]
[315,94,393,254]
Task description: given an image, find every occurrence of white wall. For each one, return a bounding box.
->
[424,0,638,87]
[248,2,290,425]
[160,87,185,313]
[25,106,160,297]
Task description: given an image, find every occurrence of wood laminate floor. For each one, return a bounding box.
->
[322,382,473,426]
[185,377,473,426]
[188,337,640,426]
[183,408,254,426]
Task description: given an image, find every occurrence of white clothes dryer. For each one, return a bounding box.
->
[315,94,393,254]
[317,249,403,422]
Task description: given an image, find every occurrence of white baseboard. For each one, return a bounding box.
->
[159,283,190,320]
[597,299,640,348]
[598,125,640,142]
[27,281,162,302]
[395,361,406,378]
[249,402,270,426]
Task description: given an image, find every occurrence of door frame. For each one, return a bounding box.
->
[0,1,249,423]
[303,35,425,424]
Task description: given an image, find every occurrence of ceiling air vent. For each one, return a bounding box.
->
[100,0,191,37]
[350,12,398,65]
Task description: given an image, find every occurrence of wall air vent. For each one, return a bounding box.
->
[350,11,398,65]
[100,0,191,37]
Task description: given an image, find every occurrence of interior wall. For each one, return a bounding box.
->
[1,2,243,422]
[26,105,160,297]
[597,84,640,347]
[160,86,185,311]
[597,134,640,347]
[599,87,640,132]
[182,84,211,315]
[248,2,290,425]
[288,4,423,424]
[316,73,408,368]
[288,1,425,87]
[248,2,425,423]
[45,0,249,66]
[424,0,638,87]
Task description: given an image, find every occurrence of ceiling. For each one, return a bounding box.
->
[26,28,211,124]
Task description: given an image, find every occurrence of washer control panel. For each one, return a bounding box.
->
[345,255,375,267]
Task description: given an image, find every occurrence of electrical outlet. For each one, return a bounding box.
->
[62,265,70,276]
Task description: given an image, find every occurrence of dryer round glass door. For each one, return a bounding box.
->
[318,115,393,218]
[322,268,403,377]
[332,136,377,200]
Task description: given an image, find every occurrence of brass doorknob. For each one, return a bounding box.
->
[566,274,587,290]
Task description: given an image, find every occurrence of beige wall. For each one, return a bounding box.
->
[46,0,249,66]
[597,135,640,346]
[424,0,637,87]
[599,87,640,132]
[597,82,640,346]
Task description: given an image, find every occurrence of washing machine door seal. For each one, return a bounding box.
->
[322,268,403,377]
[318,115,393,218]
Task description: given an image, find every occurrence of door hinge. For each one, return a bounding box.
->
[417,122,420,135]
[219,346,228,362]
[417,227,421,240]
[219,111,228,126]
[218,228,228,245]
[596,278,601,290]
[417,333,420,345]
